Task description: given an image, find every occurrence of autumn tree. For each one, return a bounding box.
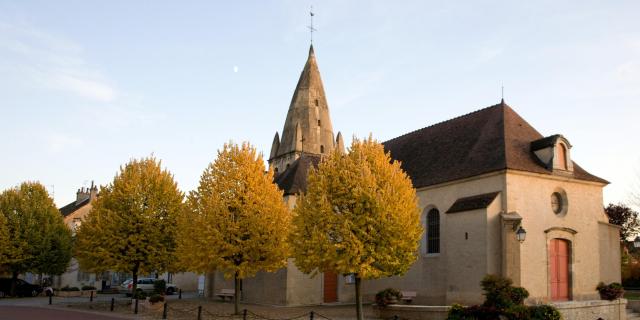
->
[75,157,183,296]
[176,142,290,314]
[0,182,72,295]
[605,203,640,241]
[290,137,423,320]
[0,214,8,266]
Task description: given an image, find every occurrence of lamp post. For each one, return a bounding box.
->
[515,226,527,243]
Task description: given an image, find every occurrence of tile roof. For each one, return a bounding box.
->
[273,154,322,195]
[382,102,608,188]
[446,192,500,214]
[59,197,90,217]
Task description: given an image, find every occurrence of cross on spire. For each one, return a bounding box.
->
[308,6,316,44]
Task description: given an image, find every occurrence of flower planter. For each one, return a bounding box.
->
[56,290,82,297]
[81,290,97,297]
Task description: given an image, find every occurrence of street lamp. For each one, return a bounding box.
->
[515,226,527,243]
[633,236,640,248]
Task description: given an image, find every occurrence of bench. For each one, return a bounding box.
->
[400,291,417,304]
[216,288,235,301]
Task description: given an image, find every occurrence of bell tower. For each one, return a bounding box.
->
[268,45,344,174]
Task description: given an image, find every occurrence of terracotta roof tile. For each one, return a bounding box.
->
[383,103,608,188]
[446,192,500,214]
[59,198,90,217]
[273,154,322,195]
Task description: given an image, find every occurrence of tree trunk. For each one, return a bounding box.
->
[234,271,240,315]
[355,274,363,320]
[132,263,139,298]
[10,271,18,297]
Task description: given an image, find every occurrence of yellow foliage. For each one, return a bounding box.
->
[75,157,184,275]
[177,142,290,279]
[290,137,422,279]
[0,212,9,266]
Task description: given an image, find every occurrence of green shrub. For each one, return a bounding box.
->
[481,274,529,309]
[446,275,561,320]
[529,305,562,320]
[81,285,96,290]
[153,279,166,295]
[133,288,147,300]
[60,286,80,291]
[509,286,530,305]
[505,304,530,320]
[375,288,402,307]
[148,294,165,303]
[596,282,624,300]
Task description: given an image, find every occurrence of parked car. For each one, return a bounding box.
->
[120,278,178,296]
[0,278,43,297]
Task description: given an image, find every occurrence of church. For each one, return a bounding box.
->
[206,45,621,306]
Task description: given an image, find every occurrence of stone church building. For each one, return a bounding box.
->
[206,45,621,306]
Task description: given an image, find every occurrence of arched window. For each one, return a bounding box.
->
[427,208,440,254]
[558,144,568,170]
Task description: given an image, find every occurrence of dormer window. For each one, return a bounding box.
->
[530,134,573,172]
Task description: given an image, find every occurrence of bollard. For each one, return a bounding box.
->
[110,298,115,311]
[243,309,248,320]
[134,297,139,314]
[179,288,182,299]
[197,305,202,320]
[310,311,314,320]
[49,294,52,305]
[90,290,93,302]
[162,302,168,319]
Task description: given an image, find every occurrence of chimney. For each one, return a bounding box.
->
[89,181,98,201]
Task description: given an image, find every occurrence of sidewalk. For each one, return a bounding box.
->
[0,293,383,320]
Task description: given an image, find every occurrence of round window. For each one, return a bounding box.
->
[551,192,563,214]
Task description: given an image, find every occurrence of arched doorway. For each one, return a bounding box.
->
[549,238,571,301]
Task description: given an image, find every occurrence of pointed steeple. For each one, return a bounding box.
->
[269,132,280,160]
[269,45,336,171]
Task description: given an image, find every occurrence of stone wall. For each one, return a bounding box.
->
[552,299,627,320]
[378,300,627,320]
[505,170,614,301]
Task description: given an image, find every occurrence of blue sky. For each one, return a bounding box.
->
[1,1,639,208]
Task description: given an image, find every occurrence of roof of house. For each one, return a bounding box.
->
[446,192,501,214]
[382,102,608,189]
[59,197,91,217]
[274,154,322,195]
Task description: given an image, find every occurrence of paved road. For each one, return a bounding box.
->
[0,306,127,320]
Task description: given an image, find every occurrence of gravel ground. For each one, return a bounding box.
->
[62,295,382,320]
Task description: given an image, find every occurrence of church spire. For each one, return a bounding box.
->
[269,45,338,171]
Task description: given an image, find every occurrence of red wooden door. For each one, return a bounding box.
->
[323,271,338,303]
[549,239,570,301]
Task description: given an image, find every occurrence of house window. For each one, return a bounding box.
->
[427,208,440,254]
[318,120,321,126]
[558,144,568,170]
[320,145,325,153]
[315,99,319,106]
